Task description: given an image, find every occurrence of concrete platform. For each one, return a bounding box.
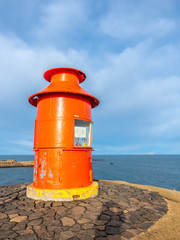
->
[0,180,175,240]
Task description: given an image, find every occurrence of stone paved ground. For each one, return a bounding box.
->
[0,181,168,240]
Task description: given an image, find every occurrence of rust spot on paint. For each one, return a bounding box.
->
[73,195,80,200]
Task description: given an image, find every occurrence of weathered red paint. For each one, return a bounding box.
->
[28,68,99,189]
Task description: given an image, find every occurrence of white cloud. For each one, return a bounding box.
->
[102,143,146,152]
[99,1,176,39]
[90,41,180,111]
[10,139,33,148]
[141,107,180,139]
[31,0,88,46]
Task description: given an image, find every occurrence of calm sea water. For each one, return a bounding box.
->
[0,154,179,191]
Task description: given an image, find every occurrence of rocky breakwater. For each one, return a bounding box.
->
[0,181,168,240]
[0,160,33,168]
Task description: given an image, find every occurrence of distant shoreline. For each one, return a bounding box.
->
[0,159,34,168]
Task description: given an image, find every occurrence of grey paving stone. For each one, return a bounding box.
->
[61,217,75,226]
[0,181,168,239]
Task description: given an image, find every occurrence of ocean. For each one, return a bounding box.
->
[0,154,179,191]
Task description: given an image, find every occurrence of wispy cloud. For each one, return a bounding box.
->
[99,0,177,40]
[31,0,89,47]
[10,140,33,148]
[102,144,146,152]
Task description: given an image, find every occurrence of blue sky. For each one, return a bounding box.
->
[1,0,180,154]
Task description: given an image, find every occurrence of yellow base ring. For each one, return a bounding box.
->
[26,181,99,201]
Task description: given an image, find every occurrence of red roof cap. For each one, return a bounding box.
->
[43,67,86,83]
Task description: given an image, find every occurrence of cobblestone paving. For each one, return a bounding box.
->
[0,181,168,240]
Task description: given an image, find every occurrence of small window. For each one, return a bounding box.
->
[74,120,92,147]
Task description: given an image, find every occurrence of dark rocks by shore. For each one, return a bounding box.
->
[0,160,33,168]
[0,181,168,239]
